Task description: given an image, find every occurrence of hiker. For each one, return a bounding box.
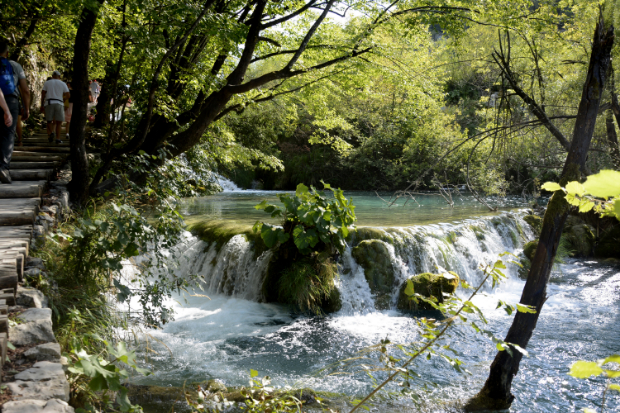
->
[64,81,73,139]
[0,39,30,184]
[90,79,100,103]
[0,89,13,127]
[41,70,70,144]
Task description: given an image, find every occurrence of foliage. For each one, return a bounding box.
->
[186,370,312,413]
[253,182,356,255]
[542,170,620,220]
[67,341,149,413]
[568,355,620,413]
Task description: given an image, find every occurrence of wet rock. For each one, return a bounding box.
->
[2,399,74,413]
[16,286,49,308]
[397,272,460,311]
[523,240,538,261]
[563,216,595,257]
[25,257,44,270]
[7,362,70,401]
[321,287,342,313]
[595,225,620,259]
[523,215,542,236]
[206,379,227,393]
[351,240,395,310]
[9,308,56,346]
[24,343,62,362]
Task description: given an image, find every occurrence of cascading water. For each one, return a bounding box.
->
[130,195,620,412]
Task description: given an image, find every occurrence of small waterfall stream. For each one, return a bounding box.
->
[161,211,532,312]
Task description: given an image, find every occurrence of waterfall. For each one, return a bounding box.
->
[165,211,533,312]
[213,174,242,192]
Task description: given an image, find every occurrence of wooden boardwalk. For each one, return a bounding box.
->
[0,128,68,377]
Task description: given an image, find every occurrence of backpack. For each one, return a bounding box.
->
[0,58,16,96]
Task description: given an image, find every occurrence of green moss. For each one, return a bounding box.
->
[563,215,595,257]
[351,240,395,310]
[396,272,459,311]
[275,253,339,314]
[523,215,542,236]
[470,225,486,241]
[189,220,260,251]
[349,227,394,245]
[523,240,538,261]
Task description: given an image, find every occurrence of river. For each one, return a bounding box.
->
[128,188,620,412]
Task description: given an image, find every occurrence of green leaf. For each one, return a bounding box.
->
[260,224,283,248]
[541,182,562,192]
[609,384,620,393]
[250,369,259,378]
[516,304,536,314]
[296,183,309,196]
[568,361,603,378]
[603,354,620,365]
[565,181,585,197]
[404,280,415,297]
[583,170,620,199]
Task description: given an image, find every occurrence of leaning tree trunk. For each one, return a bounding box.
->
[465,15,615,412]
[93,66,114,129]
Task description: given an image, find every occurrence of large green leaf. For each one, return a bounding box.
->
[568,361,603,378]
[583,170,620,199]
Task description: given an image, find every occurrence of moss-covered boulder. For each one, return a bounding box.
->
[595,225,620,259]
[396,272,459,311]
[321,287,342,313]
[351,240,395,309]
[523,215,543,236]
[563,215,595,257]
[189,220,260,251]
[523,240,538,261]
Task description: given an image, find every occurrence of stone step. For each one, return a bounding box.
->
[22,142,70,148]
[0,180,46,198]
[10,169,54,181]
[11,162,61,169]
[13,151,67,160]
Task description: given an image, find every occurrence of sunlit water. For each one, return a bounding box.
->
[129,191,619,412]
[180,190,533,227]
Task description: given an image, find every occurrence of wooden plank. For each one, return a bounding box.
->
[0,332,6,369]
[0,293,15,306]
[0,239,30,255]
[0,304,7,315]
[10,169,53,181]
[9,146,70,153]
[0,315,7,334]
[0,198,40,207]
[0,226,33,239]
[0,274,16,290]
[1,254,23,281]
[10,161,60,169]
[0,208,36,226]
[11,154,66,162]
[0,181,46,198]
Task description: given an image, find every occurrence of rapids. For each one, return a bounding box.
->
[128,192,620,412]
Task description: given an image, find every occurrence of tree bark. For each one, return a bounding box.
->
[68,0,105,205]
[465,14,614,412]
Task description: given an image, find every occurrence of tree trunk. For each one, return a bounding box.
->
[606,109,620,168]
[465,15,614,412]
[93,65,114,129]
[68,0,105,205]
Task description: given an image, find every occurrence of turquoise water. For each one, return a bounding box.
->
[180,191,531,226]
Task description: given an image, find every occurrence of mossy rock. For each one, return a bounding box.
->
[563,216,595,257]
[595,225,620,259]
[189,220,262,252]
[347,227,394,245]
[523,215,542,236]
[523,240,538,261]
[351,240,395,310]
[396,272,459,311]
[321,287,342,313]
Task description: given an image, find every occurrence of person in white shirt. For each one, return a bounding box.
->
[90,79,100,103]
[41,70,70,144]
